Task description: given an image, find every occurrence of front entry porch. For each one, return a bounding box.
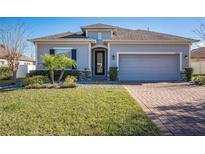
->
[91,45,108,80]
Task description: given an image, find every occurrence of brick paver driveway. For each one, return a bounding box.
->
[125,82,205,136]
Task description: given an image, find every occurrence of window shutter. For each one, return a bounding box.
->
[71,49,77,69]
[49,49,55,55]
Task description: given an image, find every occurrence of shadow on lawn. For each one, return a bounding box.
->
[154,100,205,136]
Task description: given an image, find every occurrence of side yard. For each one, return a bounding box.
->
[0,88,159,136]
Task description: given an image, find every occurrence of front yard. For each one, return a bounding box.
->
[0,88,159,136]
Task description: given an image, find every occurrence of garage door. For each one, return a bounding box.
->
[119,54,179,81]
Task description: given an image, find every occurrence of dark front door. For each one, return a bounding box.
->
[95,51,105,75]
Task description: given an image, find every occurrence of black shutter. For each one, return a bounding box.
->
[71,49,77,69]
[49,49,55,55]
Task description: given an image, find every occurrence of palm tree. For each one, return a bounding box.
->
[55,54,76,82]
[42,54,57,84]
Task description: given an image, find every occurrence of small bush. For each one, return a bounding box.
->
[184,67,193,82]
[22,75,49,86]
[0,67,12,80]
[27,70,80,81]
[64,75,78,84]
[109,67,118,81]
[193,76,205,85]
[60,83,77,88]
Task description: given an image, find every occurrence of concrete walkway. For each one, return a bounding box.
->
[125,82,205,136]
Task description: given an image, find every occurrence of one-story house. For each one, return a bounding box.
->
[30,23,198,81]
[0,44,36,78]
[191,47,205,74]
[0,44,35,66]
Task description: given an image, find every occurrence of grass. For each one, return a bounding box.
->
[0,88,159,136]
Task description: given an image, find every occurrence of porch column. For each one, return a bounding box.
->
[88,43,91,70]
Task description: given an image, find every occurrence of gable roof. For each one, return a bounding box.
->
[81,23,116,29]
[110,27,197,42]
[30,23,198,43]
[0,45,35,62]
[191,47,205,58]
[29,31,93,42]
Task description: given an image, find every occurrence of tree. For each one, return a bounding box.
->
[42,54,58,84]
[0,22,30,82]
[193,23,205,46]
[55,54,76,82]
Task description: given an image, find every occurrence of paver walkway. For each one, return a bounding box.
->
[125,82,205,136]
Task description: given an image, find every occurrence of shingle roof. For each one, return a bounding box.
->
[191,47,205,58]
[0,46,35,62]
[29,31,90,41]
[30,23,198,42]
[110,27,197,41]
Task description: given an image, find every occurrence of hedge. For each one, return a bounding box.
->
[22,75,50,86]
[27,70,80,81]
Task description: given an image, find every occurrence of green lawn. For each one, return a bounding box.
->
[0,88,159,136]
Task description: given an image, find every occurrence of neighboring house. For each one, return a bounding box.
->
[30,23,198,81]
[0,45,35,66]
[0,44,36,78]
[191,47,205,74]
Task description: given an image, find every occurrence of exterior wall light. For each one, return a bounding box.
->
[184,55,188,60]
[112,54,115,60]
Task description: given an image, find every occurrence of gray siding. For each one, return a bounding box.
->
[109,44,190,70]
[87,31,112,44]
[36,44,89,70]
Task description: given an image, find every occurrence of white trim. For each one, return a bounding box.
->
[30,39,96,44]
[81,29,115,31]
[116,52,183,72]
[53,47,73,50]
[188,44,191,67]
[104,40,193,44]
[107,43,110,70]
[179,52,183,71]
[35,43,38,69]
[91,45,108,49]
[34,42,93,45]
[88,43,91,70]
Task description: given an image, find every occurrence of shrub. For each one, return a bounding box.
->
[109,67,118,81]
[22,75,49,86]
[62,75,78,88]
[64,75,78,84]
[82,68,91,80]
[0,67,12,80]
[192,75,205,85]
[60,83,77,88]
[184,67,193,82]
[27,70,80,81]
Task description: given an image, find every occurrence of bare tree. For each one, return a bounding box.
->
[0,22,30,82]
[193,23,205,46]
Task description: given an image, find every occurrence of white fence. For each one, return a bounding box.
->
[16,64,36,78]
[191,60,205,74]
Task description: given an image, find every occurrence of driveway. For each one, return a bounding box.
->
[125,82,205,136]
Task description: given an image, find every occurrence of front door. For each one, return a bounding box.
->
[95,51,105,75]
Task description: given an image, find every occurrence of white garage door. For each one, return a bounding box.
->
[119,54,180,81]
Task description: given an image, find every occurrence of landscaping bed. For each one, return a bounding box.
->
[0,88,159,136]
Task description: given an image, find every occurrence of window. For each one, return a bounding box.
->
[54,48,73,69]
[54,48,72,58]
[98,32,102,40]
